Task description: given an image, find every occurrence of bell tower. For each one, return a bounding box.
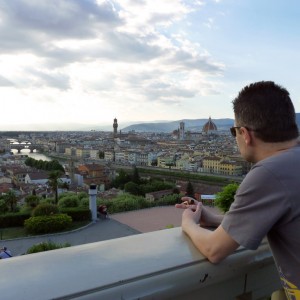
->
[113,118,118,137]
[179,121,185,140]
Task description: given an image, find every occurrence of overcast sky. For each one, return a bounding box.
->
[0,0,299,130]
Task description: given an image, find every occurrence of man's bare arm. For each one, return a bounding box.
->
[182,204,239,263]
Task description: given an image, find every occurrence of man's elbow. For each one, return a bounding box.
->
[206,253,225,264]
[204,247,227,264]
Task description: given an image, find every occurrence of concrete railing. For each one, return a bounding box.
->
[0,227,281,300]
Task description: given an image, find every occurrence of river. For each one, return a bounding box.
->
[10,149,52,161]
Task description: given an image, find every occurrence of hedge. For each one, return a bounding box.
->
[0,212,31,227]
[26,241,71,254]
[59,208,91,221]
[24,214,72,234]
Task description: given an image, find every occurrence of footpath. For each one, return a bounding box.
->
[1,206,184,256]
[1,218,140,256]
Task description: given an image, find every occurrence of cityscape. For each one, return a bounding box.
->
[0,116,283,299]
[0,117,251,200]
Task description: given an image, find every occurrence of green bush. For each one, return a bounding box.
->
[77,192,88,200]
[99,194,150,214]
[24,214,72,234]
[154,194,181,206]
[32,203,59,217]
[58,196,79,208]
[215,183,239,213]
[59,207,91,221]
[40,198,56,205]
[26,241,71,254]
[58,192,75,200]
[0,199,8,214]
[0,212,31,227]
[25,195,41,208]
[79,197,89,207]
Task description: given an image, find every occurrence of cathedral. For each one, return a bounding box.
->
[174,117,218,141]
[202,117,218,134]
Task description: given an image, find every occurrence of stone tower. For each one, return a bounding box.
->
[113,118,118,137]
[179,121,185,140]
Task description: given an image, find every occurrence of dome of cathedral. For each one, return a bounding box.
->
[202,117,217,133]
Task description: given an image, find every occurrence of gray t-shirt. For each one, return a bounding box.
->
[222,144,300,296]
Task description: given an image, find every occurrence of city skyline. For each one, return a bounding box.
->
[1,0,300,131]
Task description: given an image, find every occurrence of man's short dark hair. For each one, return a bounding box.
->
[232,81,299,142]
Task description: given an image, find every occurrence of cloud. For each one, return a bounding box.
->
[0,0,227,127]
[0,75,14,87]
[26,68,71,90]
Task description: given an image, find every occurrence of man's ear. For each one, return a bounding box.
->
[241,127,252,145]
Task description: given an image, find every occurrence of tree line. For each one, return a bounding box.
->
[25,157,64,172]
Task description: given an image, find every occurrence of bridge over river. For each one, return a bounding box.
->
[8,141,45,153]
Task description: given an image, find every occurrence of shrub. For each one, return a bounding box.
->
[26,241,71,254]
[0,212,31,227]
[77,192,88,200]
[78,197,89,207]
[32,203,59,217]
[58,196,79,208]
[0,199,8,214]
[215,183,239,213]
[24,214,72,234]
[99,194,150,214]
[155,194,181,206]
[25,195,40,208]
[124,181,144,196]
[40,198,56,205]
[59,207,91,221]
[58,192,75,200]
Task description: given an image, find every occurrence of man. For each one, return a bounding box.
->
[176,81,300,299]
[0,246,12,259]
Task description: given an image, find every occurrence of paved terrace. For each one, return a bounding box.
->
[1,206,220,256]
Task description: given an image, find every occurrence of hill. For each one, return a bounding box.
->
[122,118,232,133]
[121,113,300,133]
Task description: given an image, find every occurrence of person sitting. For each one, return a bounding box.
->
[0,246,12,259]
[97,205,109,219]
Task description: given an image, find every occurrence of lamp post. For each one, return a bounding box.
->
[89,184,97,222]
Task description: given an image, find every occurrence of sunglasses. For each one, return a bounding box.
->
[230,126,242,137]
[230,126,257,137]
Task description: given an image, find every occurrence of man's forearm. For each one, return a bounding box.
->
[201,207,224,227]
[182,221,239,264]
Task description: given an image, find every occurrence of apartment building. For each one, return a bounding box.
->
[219,160,242,176]
[202,156,222,174]
[76,147,90,159]
[77,163,111,187]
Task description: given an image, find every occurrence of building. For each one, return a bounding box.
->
[113,118,118,138]
[202,117,218,134]
[76,163,111,188]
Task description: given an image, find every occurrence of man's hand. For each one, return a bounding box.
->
[175,196,223,227]
[182,203,203,231]
[175,196,199,211]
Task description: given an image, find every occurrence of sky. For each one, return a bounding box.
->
[0,0,300,131]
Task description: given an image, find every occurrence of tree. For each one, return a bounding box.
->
[165,160,174,170]
[124,182,143,196]
[25,195,40,208]
[111,169,131,189]
[4,190,18,212]
[99,151,105,159]
[48,170,62,204]
[0,198,8,214]
[215,183,239,213]
[131,166,141,184]
[185,181,194,197]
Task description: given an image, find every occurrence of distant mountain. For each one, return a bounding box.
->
[121,118,234,133]
[121,113,300,133]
